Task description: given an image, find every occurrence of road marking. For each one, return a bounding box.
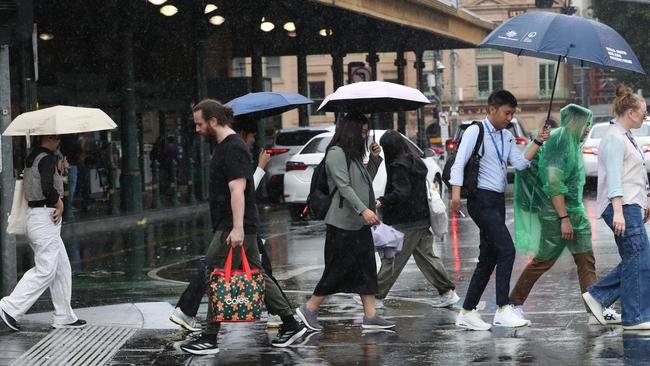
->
[11,326,136,366]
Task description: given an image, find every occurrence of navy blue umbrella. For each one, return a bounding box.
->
[480,11,645,125]
[225,92,313,121]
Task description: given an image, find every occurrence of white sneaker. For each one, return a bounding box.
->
[169,307,202,332]
[582,292,606,325]
[493,305,530,328]
[353,295,384,309]
[623,322,650,330]
[513,305,532,326]
[588,307,622,325]
[432,290,460,308]
[456,309,491,331]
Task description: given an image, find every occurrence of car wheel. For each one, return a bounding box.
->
[289,203,306,221]
[434,175,444,200]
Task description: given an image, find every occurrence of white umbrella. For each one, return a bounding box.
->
[317,81,430,114]
[2,105,117,137]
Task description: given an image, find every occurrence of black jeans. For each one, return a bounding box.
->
[176,236,289,317]
[463,189,515,310]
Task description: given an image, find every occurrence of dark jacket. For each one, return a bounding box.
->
[379,155,429,228]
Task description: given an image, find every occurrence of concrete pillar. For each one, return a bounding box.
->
[414,49,426,148]
[395,50,407,134]
[331,52,345,91]
[195,39,209,201]
[366,50,383,128]
[297,52,309,127]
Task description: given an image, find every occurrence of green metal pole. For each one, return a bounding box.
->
[151,160,161,209]
[63,179,74,221]
[119,3,143,212]
[187,157,196,205]
[109,165,120,215]
[170,160,179,207]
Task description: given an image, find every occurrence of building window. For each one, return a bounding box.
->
[539,63,556,98]
[264,56,281,79]
[475,48,503,58]
[232,57,246,77]
[477,64,503,99]
[308,81,326,116]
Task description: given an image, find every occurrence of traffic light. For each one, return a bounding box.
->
[535,0,554,7]
[0,0,32,45]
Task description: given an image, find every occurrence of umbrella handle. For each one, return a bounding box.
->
[544,56,562,129]
[25,130,31,149]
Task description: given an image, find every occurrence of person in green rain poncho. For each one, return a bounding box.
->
[509,104,621,325]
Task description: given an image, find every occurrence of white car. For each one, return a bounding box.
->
[264,126,335,202]
[583,120,650,179]
[283,129,445,218]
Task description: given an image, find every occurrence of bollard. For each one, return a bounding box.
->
[152,160,161,209]
[187,157,197,205]
[170,160,179,207]
[109,165,120,215]
[63,179,74,222]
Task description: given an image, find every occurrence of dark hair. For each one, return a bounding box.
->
[488,90,517,109]
[232,120,256,135]
[379,130,419,170]
[612,83,643,116]
[192,99,234,127]
[327,113,368,162]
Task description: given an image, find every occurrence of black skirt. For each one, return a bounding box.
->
[313,225,378,296]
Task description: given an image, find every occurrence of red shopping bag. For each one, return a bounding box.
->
[208,246,265,322]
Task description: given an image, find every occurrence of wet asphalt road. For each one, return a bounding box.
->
[3,188,650,365]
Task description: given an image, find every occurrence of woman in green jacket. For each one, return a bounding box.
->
[297,113,395,331]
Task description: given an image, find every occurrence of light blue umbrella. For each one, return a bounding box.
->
[480,11,645,125]
[225,92,313,121]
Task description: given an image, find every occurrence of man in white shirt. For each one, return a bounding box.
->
[449,90,549,331]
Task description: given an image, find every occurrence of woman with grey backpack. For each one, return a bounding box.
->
[296,113,395,331]
[374,130,459,309]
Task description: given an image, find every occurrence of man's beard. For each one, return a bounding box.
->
[201,131,217,143]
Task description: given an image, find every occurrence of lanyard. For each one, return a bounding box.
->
[626,132,649,191]
[484,120,505,169]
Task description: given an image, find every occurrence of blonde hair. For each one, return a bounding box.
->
[612,83,644,116]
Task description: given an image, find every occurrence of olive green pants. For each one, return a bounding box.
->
[205,230,293,334]
[376,228,455,299]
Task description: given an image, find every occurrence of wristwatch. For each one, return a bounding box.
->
[534,139,543,146]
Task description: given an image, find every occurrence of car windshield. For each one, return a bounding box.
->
[632,123,650,137]
[275,130,328,146]
[301,137,332,154]
[589,124,609,139]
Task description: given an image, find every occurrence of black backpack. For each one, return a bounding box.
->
[305,151,350,220]
[442,121,484,198]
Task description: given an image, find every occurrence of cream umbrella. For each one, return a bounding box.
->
[2,105,117,137]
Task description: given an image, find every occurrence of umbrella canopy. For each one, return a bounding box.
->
[480,11,645,74]
[225,92,313,121]
[2,105,117,136]
[317,81,430,114]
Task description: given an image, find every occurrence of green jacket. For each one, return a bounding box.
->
[324,145,382,230]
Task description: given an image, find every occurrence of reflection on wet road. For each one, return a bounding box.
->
[6,192,650,365]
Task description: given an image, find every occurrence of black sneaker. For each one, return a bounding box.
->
[271,324,307,347]
[52,319,87,329]
[0,309,20,331]
[181,333,219,355]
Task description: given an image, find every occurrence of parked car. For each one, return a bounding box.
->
[582,120,650,180]
[444,118,531,181]
[264,125,335,202]
[283,130,444,219]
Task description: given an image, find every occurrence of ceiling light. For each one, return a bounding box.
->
[160,4,178,16]
[260,18,275,32]
[209,15,225,25]
[319,28,333,37]
[287,31,296,38]
[147,0,167,5]
[39,33,54,41]
[283,22,296,32]
[204,4,218,14]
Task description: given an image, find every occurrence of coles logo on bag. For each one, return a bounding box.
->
[225,297,250,305]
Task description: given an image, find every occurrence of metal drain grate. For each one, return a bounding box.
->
[11,326,137,366]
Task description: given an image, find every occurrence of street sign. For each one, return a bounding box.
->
[439,112,449,143]
[351,66,372,83]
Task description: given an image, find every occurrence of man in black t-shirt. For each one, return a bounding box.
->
[179,99,306,355]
